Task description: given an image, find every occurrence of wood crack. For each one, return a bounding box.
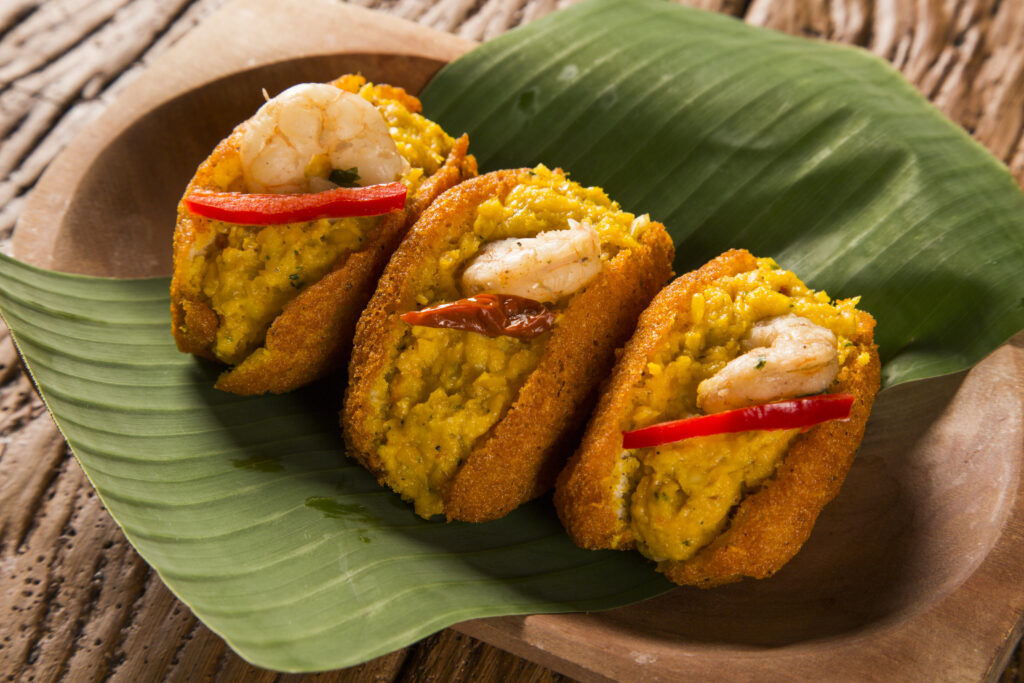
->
[51,542,109,680]
[106,566,153,680]
[0,1,39,45]
[19,577,58,669]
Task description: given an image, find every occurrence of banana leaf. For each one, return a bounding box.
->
[0,257,670,671]
[1,0,1022,673]
[422,0,1024,388]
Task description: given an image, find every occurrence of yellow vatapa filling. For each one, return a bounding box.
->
[376,165,651,518]
[186,79,456,365]
[619,258,861,562]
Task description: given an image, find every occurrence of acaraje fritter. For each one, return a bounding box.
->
[343,166,675,522]
[555,249,880,586]
[171,75,476,394]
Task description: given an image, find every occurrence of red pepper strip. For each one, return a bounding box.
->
[400,293,555,339]
[183,183,407,225]
[622,394,855,449]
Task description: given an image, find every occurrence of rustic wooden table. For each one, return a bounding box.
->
[1,0,1022,680]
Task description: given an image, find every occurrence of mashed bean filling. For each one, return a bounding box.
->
[377,166,650,518]
[618,259,864,562]
[192,81,455,365]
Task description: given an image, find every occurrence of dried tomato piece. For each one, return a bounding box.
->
[399,294,555,338]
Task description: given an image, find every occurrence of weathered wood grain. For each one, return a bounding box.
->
[0,0,224,243]
[745,0,1024,184]
[0,0,1021,681]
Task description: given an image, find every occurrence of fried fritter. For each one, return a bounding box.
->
[555,249,880,586]
[343,166,675,522]
[170,75,476,394]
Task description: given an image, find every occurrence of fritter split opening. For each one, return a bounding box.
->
[344,166,675,522]
[170,75,476,394]
[555,249,880,586]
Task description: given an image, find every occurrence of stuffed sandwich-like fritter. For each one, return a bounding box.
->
[555,249,880,586]
[171,75,475,394]
[343,166,675,522]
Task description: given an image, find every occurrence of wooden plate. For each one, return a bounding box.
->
[14,0,1024,680]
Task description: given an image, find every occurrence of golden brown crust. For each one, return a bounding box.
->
[554,249,757,548]
[554,248,881,587]
[174,298,219,359]
[342,169,675,522]
[169,127,244,361]
[169,84,475,394]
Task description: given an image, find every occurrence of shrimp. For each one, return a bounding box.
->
[696,314,839,414]
[460,218,602,303]
[239,83,407,194]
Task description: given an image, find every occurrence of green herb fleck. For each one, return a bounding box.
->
[329,167,361,187]
[755,356,767,369]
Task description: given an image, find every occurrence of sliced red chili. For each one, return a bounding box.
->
[622,394,855,449]
[400,294,555,339]
[184,183,407,225]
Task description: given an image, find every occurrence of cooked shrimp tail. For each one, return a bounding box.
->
[460,218,602,303]
[239,83,408,194]
[697,313,839,413]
